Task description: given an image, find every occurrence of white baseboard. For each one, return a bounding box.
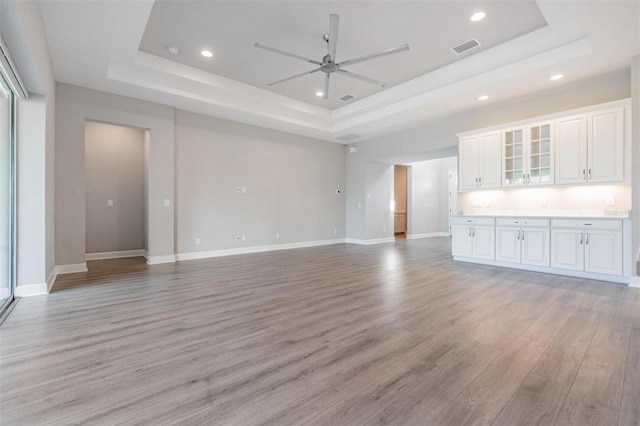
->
[15,283,48,297]
[55,263,88,275]
[407,232,449,240]
[86,249,146,261]
[46,268,57,293]
[629,276,640,288]
[146,255,177,265]
[176,238,345,262]
[345,237,395,245]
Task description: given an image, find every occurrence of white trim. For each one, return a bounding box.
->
[345,237,395,245]
[46,268,57,293]
[407,232,450,240]
[15,283,48,297]
[146,255,177,265]
[629,277,640,288]
[453,256,630,285]
[175,239,345,262]
[55,263,88,275]
[85,249,146,261]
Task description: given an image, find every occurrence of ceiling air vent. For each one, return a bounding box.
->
[339,94,356,102]
[337,133,362,142]
[451,39,480,55]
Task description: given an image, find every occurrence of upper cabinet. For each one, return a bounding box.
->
[502,122,553,187]
[458,99,628,191]
[458,131,501,190]
[555,107,624,185]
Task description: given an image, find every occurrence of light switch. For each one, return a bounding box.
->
[539,198,546,207]
[107,200,114,207]
[164,199,170,207]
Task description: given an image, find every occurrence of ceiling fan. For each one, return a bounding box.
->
[254,14,409,100]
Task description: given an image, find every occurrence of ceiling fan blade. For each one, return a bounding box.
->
[268,68,321,86]
[254,43,323,66]
[337,69,386,87]
[328,14,339,61]
[323,74,330,99]
[337,44,410,68]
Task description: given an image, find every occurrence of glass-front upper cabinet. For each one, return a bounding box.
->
[502,122,554,187]
[503,128,524,186]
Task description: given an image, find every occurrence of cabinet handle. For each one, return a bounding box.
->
[582,169,586,180]
[478,177,482,186]
[516,230,520,240]
[579,232,583,245]
[588,169,592,180]
[521,229,525,241]
[585,233,589,245]
[469,227,472,237]
[472,228,475,237]
[526,174,530,184]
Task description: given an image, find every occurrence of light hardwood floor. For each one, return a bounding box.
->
[2,237,640,425]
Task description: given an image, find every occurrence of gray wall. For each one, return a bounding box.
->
[56,83,175,265]
[85,121,145,254]
[175,110,346,252]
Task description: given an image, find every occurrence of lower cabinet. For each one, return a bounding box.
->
[452,217,495,260]
[495,218,550,267]
[550,219,623,276]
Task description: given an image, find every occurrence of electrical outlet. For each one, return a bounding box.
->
[107,200,114,207]
[333,228,337,235]
[164,199,170,207]
[606,196,615,206]
[275,232,280,239]
[539,198,547,207]
[367,193,371,198]
[241,235,246,241]
[357,202,362,208]
[241,186,247,193]
[195,238,200,245]
[382,227,386,233]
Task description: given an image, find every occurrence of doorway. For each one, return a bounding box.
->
[84,121,147,263]
[394,165,408,238]
[448,169,458,236]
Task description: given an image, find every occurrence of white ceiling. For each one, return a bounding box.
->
[37,0,640,144]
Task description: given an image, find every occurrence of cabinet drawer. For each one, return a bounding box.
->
[551,218,622,230]
[451,217,494,226]
[495,218,549,228]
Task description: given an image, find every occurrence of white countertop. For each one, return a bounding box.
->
[455,209,630,219]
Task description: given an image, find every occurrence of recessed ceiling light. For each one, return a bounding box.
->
[200,50,213,58]
[478,95,489,101]
[470,12,486,22]
[167,45,180,55]
[316,91,323,97]
[550,74,564,81]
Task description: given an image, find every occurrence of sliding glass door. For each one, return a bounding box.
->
[0,73,14,314]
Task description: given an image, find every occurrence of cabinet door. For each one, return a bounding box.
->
[555,114,587,185]
[521,228,550,267]
[588,108,624,183]
[458,136,479,190]
[495,227,521,263]
[472,226,495,260]
[551,230,584,271]
[585,231,623,276]
[452,225,473,257]
[527,123,553,186]
[502,128,525,187]
[478,132,502,189]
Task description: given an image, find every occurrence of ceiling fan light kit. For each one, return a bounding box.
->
[254,13,409,100]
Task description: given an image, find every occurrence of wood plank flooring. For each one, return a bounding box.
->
[2,237,640,425]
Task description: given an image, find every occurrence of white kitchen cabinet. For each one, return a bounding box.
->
[458,132,501,190]
[452,217,495,260]
[502,123,553,187]
[495,218,549,266]
[555,107,624,185]
[550,219,622,276]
